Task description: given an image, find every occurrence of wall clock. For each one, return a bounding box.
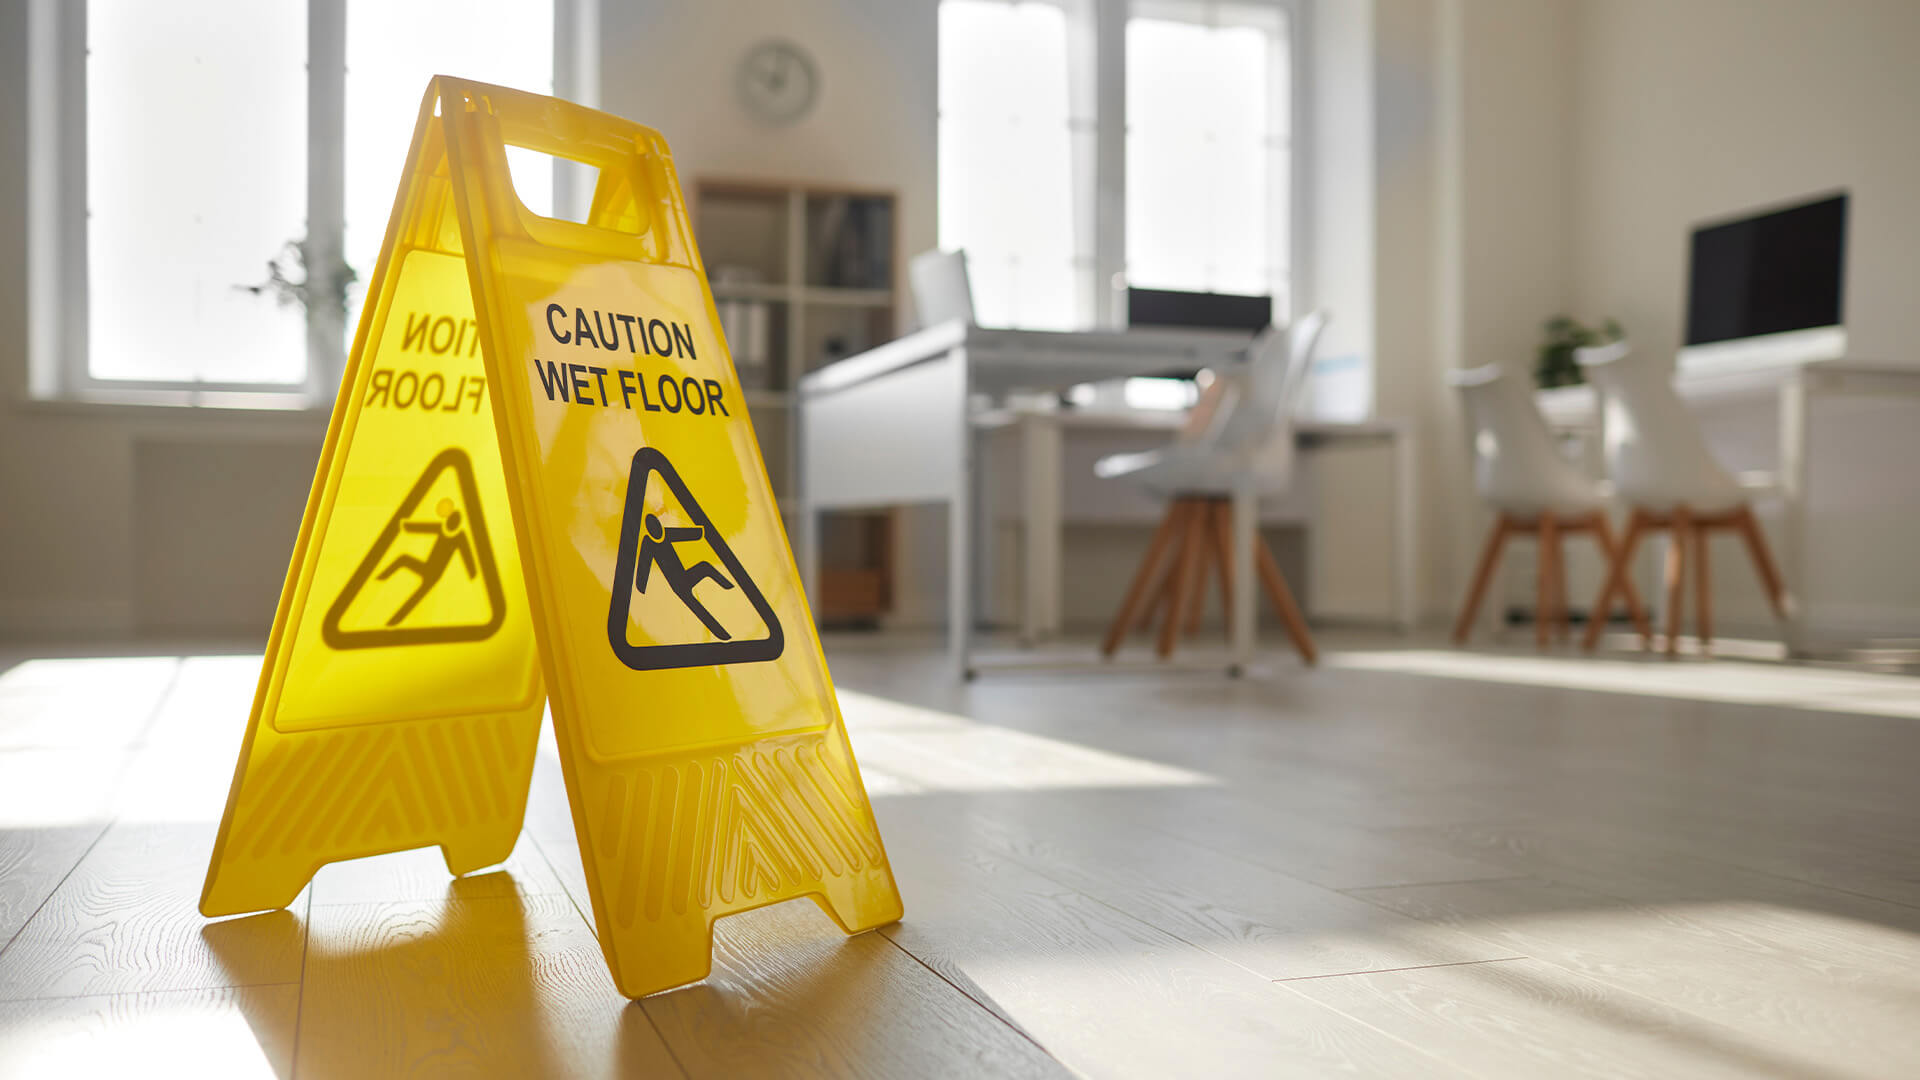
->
[736,39,819,127]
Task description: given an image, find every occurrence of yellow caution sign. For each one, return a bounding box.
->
[202,77,903,997]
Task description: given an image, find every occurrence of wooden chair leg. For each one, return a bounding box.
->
[1156,500,1211,659]
[1585,509,1648,651]
[1142,507,1191,638]
[1140,537,1185,632]
[1665,507,1692,656]
[1694,521,1713,653]
[1253,533,1318,666]
[1452,515,1512,644]
[1591,514,1653,644]
[1555,519,1573,642]
[1101,499,1188,656]
[1536,513,1559,649]
[1731,505,1790,619]
[1185,501,1220,636]
[1206,500,1235,636]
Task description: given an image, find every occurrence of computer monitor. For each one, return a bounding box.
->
[1126,288,1272,334]
[1679,192,1848,373]
[1120,288,1271,387]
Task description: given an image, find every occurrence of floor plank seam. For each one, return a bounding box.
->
[932,807,1531,994]
[1327,874,1894,1080]
[288,887,312,1080]
[1272,956,1529,983]
[1266,978,1484,1079]
[0,979,304,1004]
[520,823,696,1080]
[632,999,693,1080]
[303,887,574,910]
[1677,853,1920,913]
[1446,947,1857,1079]
[126,658,186,750]
[0,659,183,958]
[0,820,112,963]
[520,829,600,940]
[1003,861,1317,988]
[1386,828,1920,917]
[1337,875,1533,895]
[301,890,563,914]
[873,927,1075,1073]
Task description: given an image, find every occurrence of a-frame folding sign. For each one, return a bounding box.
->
[201,78,902,998]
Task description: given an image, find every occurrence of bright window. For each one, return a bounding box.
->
[937,0,1297,336]
[937,0,1083,330]
[1127,2,1290,312]
[72,0,557,396]
[87,1,310,385]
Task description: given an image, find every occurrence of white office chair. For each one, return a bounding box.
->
[1576,341,1789,654]
[1449,364,1649,647]
[1095,311,1327,664]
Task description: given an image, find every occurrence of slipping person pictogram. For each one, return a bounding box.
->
[635,514,736,640]
[378,498,478,627]
[323,448,507,649]
[607,447,783,671]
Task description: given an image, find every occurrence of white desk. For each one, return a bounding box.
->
[797,319,1415,677]
[1538,356,1920,655]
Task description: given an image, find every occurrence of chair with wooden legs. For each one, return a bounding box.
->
[1097,313,1327,666]
[1100,495,1317,664]
[1448,364,1650,647]
[1574,342,1789,654]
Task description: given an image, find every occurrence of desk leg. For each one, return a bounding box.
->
[1230,478,1257,673]
[797,499,820,621]
[1779,373,1809,655]
[1021,414,1064,645]
[1394,427,1418,632]
[951,348,975,680]
[972,425,993,633]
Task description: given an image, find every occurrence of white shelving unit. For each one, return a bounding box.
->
[693,179,900,621]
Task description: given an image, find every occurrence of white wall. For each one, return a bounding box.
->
[1315,0,1574,624]
[1569,0,1920,365]
[598,0,936,261]
[1443,0,1579,623]
[1305,0,1377,422]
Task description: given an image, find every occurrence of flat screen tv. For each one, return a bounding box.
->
[1681,193,1847,369]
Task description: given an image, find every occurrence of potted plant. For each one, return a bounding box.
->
[1535,315,1623,389]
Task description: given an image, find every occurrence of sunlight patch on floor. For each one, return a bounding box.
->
[0,990,287,1079]
[836,689,1217,794]
[0,649,1214,831]
[1325,649,1920,720]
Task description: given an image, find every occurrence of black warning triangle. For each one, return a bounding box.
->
[606,447,784,671]
[321,447,507,649]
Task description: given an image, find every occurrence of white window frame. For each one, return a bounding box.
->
[935,0,1310,330]
[27,0,597,409]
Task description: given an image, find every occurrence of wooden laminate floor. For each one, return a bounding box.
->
[1,633,1917,1078]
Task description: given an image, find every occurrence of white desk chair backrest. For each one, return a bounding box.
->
[1212,309,1328,480]
[1576,341,1740,511]
[1449,364,1596,514]
[908,249,976,329]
